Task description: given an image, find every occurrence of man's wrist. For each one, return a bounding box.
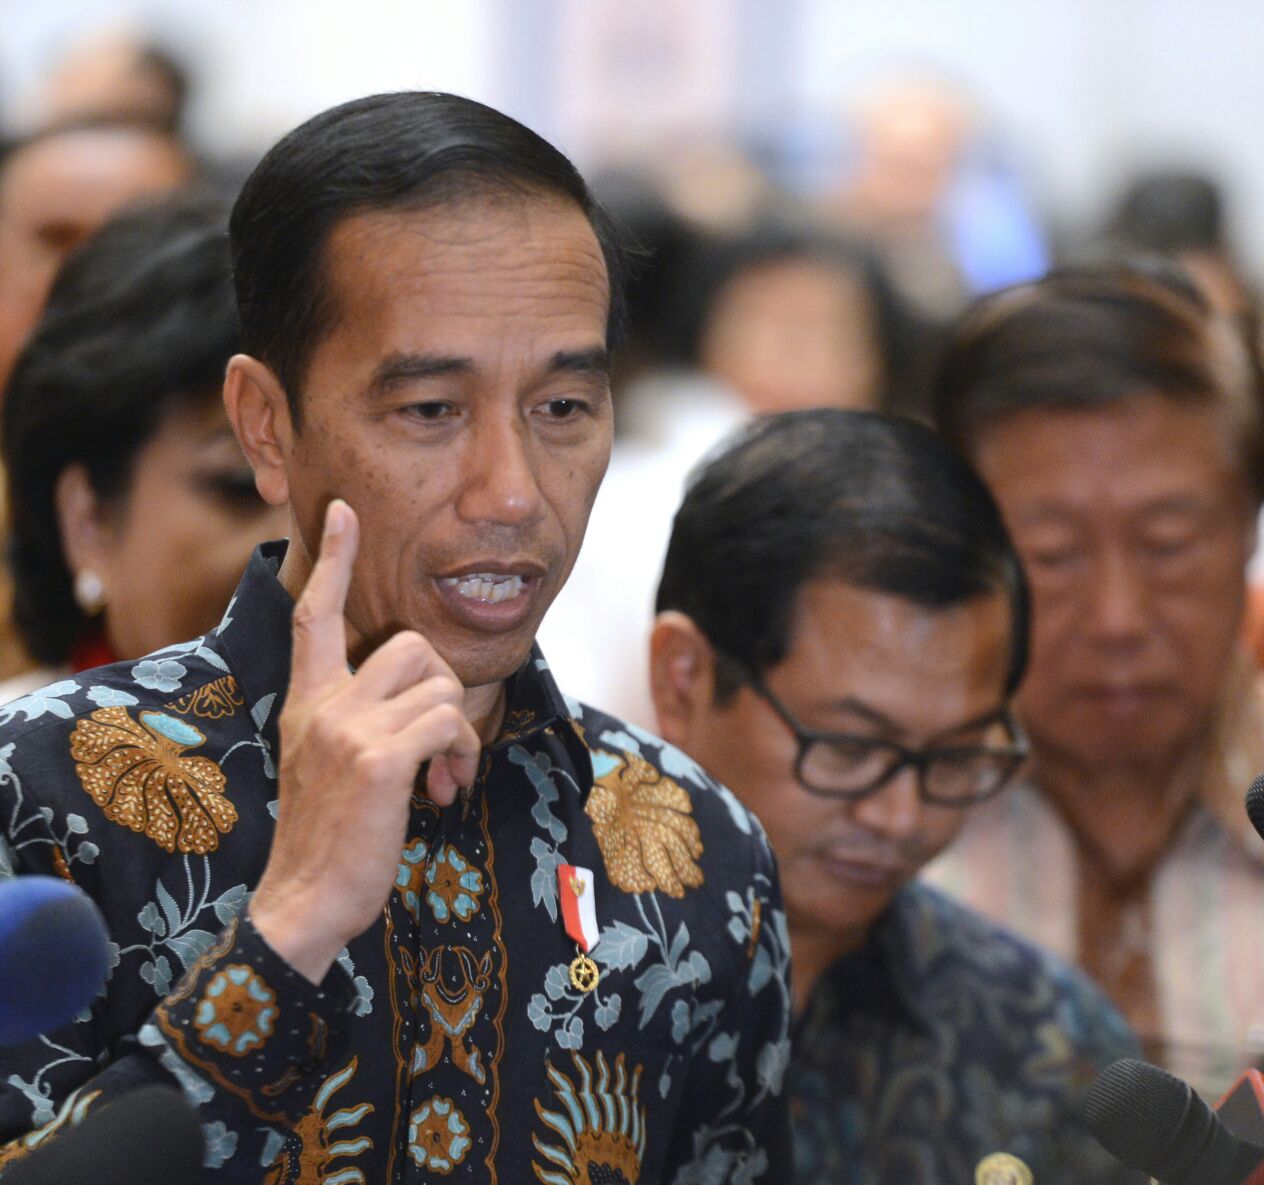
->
[247,894,344,985]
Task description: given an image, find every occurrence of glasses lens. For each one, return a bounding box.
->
[923,750,1018,804]
[799,737,895,794]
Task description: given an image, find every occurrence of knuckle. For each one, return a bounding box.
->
[291,599,322,637]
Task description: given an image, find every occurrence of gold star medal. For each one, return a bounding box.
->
[558,864,600,993]
[974,1153,1033,1185]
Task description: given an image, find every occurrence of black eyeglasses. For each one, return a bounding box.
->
[740,672,1028,806]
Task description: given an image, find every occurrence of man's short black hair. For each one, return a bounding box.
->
[656,408,1028,701]
[932,263,1264,498]
[230,90,630,417]
[3,192,237,665]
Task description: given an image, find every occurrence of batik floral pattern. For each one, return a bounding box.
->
[194,964,278,1056]
[408,1095,471,1174]
[70,707,236,853]
[585,749,703,898]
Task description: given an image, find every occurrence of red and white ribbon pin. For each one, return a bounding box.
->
[558,864,599,953]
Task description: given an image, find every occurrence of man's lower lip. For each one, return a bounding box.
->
[814,853,904,889]
[433,578,539,632]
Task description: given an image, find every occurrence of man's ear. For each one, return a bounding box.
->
[649,611,717,749]
[223,354,292,507]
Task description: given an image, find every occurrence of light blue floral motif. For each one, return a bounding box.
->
[394,837,430,919]
[122,859,246,996]
[408,1095,471,1172]
[194,965,277,1055]
[131,659,188,693]
[424,844,483,923]
[86,685,138,709]
[0,680,80,725]
[201,1120,239,1168]
[511,743,584,923]
[336,947,375,1018]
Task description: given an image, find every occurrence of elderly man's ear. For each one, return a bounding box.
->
[649,611,718,749]
[223,354,293,508]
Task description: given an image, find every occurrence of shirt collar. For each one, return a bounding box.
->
[806,884,934,1035]
[216,540,593,795]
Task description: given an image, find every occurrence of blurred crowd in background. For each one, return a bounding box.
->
[6,0,1264,1131]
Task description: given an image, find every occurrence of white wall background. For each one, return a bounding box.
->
[2,0,1263,267]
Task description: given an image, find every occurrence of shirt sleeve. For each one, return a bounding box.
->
[665,822,795,1185]
[0,857,356,1177]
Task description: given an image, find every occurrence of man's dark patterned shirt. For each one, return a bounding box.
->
[0,543,792,1184]
[790,881,1145,1185]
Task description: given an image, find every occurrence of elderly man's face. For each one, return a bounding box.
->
[0,128,192,389]
[971,393,1254,771]
[273,195,613,690]
[661,580,1012,951]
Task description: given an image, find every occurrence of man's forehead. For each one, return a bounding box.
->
[317,195,610,341]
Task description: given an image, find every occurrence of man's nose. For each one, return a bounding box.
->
[849,764,922,842]
[1084,546,1151,648]
[455,415,544,526]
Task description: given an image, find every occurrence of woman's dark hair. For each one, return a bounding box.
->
[933,264,1264,498]
[230,90,631,417]
[656,408,1029,701]
[3,192,238,665]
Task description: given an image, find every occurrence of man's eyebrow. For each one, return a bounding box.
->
[548,347,611,376]
[365,352,474,398]
[821,696,903,733]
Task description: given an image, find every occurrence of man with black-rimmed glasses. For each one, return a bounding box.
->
[648,408,1145,1185]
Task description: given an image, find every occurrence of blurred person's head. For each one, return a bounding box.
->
[839,78,972,229]
[934,266,1261,777]
[651,410,1028,997]
[36,31,191,135]
[0,119,195,391]
[681,225,912,414]
[1104,170,1251,317]
[3,194,286,667]
[224,91,627,691]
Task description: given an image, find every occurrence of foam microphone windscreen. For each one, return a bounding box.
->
[0,876,111,1045]
[1246,772,1264,842]
[1084,1058,1264,1185]
[2,1085,204,1184]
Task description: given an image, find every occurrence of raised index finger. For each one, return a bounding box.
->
[290,499,359,694]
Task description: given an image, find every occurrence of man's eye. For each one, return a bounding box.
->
[405,402,453,421]
[544,398,584,418]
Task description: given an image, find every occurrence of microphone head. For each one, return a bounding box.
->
[3,1085,204,1185]
[1246,772,1264,842]
[0,876,111,1045]
[1084,1058,1259,1185]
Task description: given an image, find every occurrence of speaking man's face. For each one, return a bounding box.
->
[268,193,613,690]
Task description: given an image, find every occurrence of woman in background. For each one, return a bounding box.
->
[0,194,285,702]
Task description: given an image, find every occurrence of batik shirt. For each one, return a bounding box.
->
[0,543,793,1185]
[790,882,1145,1185]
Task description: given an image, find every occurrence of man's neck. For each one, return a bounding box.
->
[1032,739,1209,886]
[790,919,870,1017]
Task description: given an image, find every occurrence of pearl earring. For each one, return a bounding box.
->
[73,569,108,615]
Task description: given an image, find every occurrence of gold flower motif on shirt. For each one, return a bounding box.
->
[166,674,245,720]
[585,750,703,897]
[533,1051,646,1185]
[70,707,236,854]
[194,963,278,1056]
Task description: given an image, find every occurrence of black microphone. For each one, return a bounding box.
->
[1245,772,1264,843]
[1084,1058,1264,1185]
[0,877,111,1045]
[2,1085,204,1184]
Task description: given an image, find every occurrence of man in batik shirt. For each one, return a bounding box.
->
[647,409,1143,1185]
[0,92,791,1185]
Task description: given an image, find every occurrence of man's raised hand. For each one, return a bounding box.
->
[248,500,482,982]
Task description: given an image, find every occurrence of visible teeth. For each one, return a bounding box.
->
[442,573,526,603]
